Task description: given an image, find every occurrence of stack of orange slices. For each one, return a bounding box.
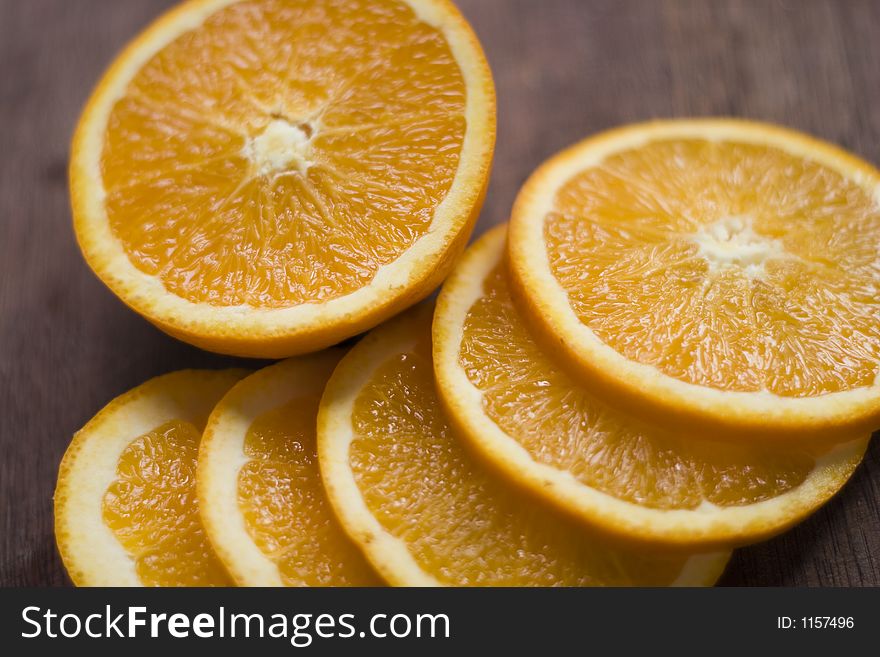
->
[56,0,880,587]
[55,323,730,587]
[433,119,879,550]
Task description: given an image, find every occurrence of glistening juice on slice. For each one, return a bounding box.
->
[71,0,495,357]
[508,119,880,441]
[433,225,868,547]
[198,354,382,586]
[318,307,730,586]
[54,369,246,586]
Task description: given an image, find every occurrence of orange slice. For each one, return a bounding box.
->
[71,0,495,358]
[508,119,880,442]
[54,369,245,586]
[198,353,381,586]
[318,306,730,585]
[434,226,868,547]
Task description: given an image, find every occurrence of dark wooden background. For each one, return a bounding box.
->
[2,0,879,587]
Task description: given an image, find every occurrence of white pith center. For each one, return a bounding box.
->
[691,216,784,278]
[243,119,313,176]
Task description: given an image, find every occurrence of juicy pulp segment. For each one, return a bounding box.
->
[238,395,380,586]
[102,0,466,308]
[545,138,880,396]
[102,420,231,586]
[461,262,821,510]
[349,326,696,586]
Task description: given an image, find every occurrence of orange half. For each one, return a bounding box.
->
[71,0,495,357]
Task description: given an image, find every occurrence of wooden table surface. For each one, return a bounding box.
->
[2,0,879,587]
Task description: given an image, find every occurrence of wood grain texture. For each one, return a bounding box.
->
[0,0,878,587]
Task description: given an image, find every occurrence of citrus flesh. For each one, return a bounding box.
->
[199,354,381,586]
[318,307,730,585]
[434,226,868,546]
[55,369,245,586]
[72,0,495,357]
[508,120,880,440]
